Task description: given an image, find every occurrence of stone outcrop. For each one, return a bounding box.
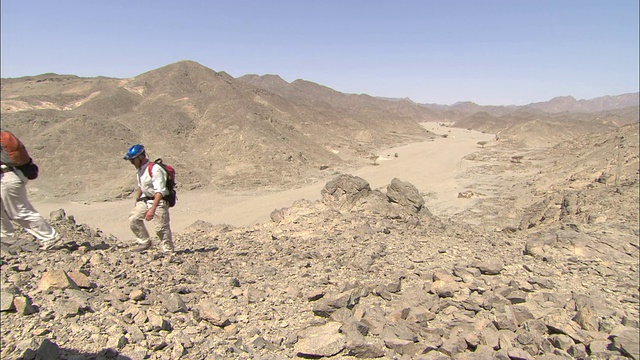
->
[321,174,372,210]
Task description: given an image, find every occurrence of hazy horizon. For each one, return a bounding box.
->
[2,0,638,106]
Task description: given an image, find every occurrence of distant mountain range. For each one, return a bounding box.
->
[418,93,638,115]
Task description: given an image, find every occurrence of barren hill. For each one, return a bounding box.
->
[0,61,436,202]
[2,62,636,203]
[428,97,638,148]
[526,93,640,113]
[420,93,639,117]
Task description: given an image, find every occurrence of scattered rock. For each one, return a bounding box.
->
[1,146,638,360]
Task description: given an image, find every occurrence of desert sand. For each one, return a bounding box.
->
[32,124,494,241]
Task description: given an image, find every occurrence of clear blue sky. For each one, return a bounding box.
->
[1,0,638,105]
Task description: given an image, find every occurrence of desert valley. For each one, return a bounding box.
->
[0,61,638,359]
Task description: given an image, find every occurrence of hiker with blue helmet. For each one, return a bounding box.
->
[124,144,175,253]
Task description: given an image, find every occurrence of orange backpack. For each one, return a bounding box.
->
[0,130,31,166]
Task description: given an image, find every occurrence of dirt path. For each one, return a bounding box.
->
[33,125,494,241]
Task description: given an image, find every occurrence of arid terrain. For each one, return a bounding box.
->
[1,62,638,359]
[29,124,492,241]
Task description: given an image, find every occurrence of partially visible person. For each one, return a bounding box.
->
[124,144,175,253]
[1,129,62,250]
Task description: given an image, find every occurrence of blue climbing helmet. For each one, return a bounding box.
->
[123,144,145,160]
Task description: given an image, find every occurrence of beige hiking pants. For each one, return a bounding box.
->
[1,170,59,242]
[129,200,174,252]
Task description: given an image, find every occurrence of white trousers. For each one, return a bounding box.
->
[129,200,174,251]
[0,170,58,242]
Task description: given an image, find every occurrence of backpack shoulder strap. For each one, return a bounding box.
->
[147,160,167,177]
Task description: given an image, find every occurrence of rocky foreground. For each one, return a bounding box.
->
[1,125,639,360]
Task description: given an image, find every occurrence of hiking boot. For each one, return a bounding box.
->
[41,234,63,251]
[162,246,175,254]
[131,242,151,253]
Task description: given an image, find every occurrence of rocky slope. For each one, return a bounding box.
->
[1,123,638,360]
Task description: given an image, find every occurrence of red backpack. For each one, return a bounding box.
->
[1,130,31,166]
[147,158,177,207]
[1,130,39,180]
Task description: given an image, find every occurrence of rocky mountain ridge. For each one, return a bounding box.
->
[419,93,639,116]
[525,94,639,114]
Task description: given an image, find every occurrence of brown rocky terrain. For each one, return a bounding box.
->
[1,61,638,359]
[1,119,638,359]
